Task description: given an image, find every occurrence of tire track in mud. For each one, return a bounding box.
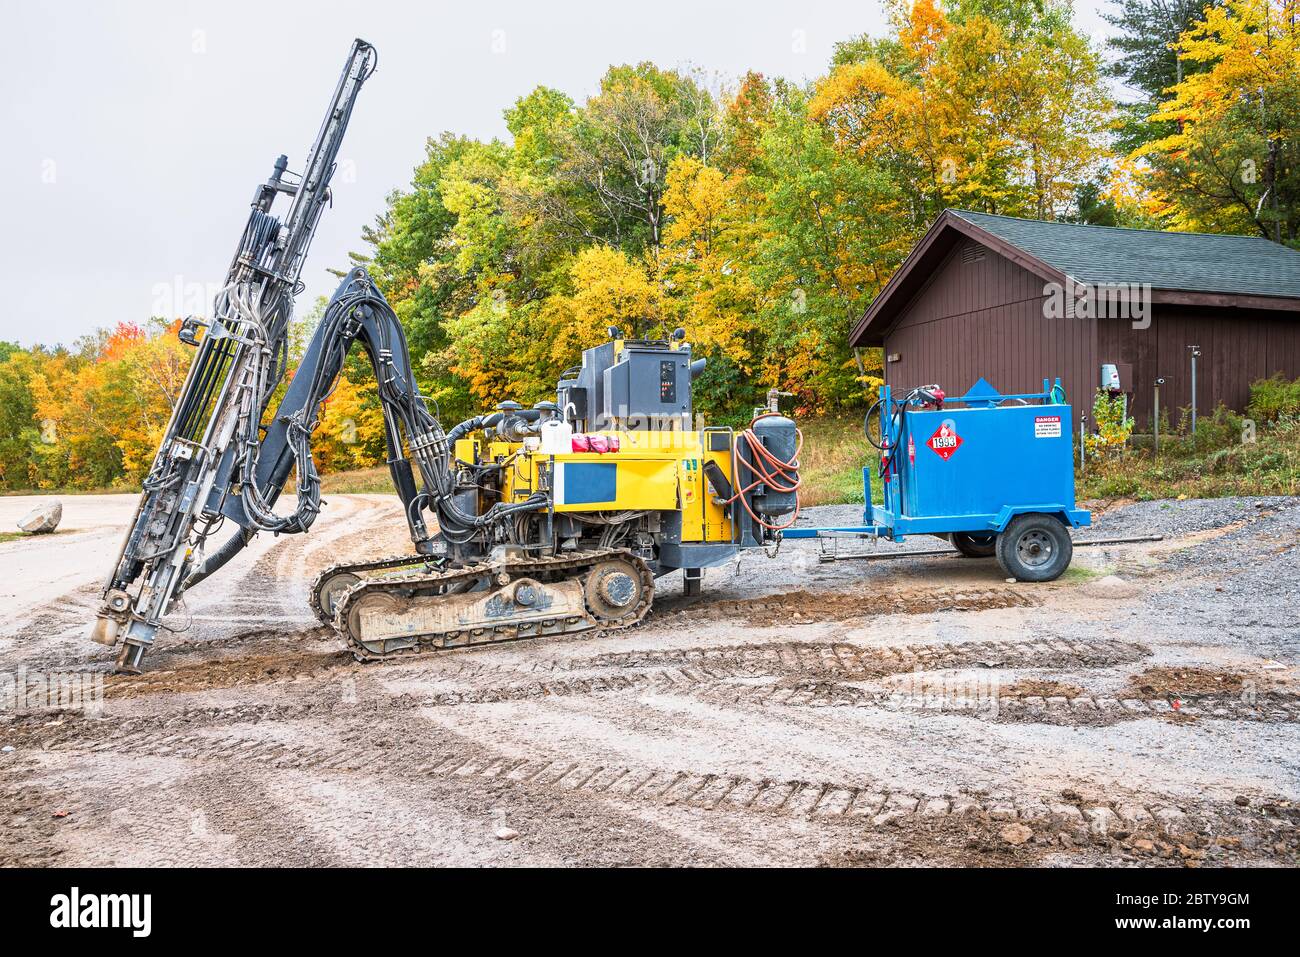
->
[568,635,1150,678]
[253,495,373,615]
[263,495,400,580]
[650,586,1035,627]
[23,718,1298,852]
[16,625,339,674]
[27,619,1290,731]
[683,681,1300,725]
[81,633,1149,700]
[101,642,351,698]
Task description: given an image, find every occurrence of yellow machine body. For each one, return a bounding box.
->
[453,430,737,545]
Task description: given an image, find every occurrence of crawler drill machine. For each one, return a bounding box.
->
[90,39,801,672]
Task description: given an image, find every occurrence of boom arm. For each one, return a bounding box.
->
[88,40,417,671]
[93,39,551,672]
[183,267,441,593]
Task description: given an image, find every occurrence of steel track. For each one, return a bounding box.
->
[314,548,655,661]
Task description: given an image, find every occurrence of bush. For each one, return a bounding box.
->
[1247,374,1300,425]
[1180,403,1245,453]
[1078,408,1299,501]
[1084,390,1133,460]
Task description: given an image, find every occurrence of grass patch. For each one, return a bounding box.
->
[319,466,393,495]
[1060,564,1106,583]
[0,529,73,544]
[1078,414,1300,501]
[798,415,878,507]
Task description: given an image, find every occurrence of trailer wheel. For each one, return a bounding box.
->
[950,532,997,558]
[995,515,1072,582]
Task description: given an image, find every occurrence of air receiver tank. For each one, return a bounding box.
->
[747,414,799,517]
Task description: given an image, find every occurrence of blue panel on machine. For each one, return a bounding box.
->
[560,462,617,504]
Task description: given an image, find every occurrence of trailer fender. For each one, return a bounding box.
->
[989,505,1092,532]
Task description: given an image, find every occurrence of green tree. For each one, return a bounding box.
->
[0,346,42,489]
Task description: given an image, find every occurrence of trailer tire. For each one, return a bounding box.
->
[995,514,1072,582]
[950,532,997,558]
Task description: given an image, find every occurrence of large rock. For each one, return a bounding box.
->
[17,501,62,534]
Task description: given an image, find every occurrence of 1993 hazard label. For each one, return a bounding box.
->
[926,421,962,460]
[1034,415,1062,438]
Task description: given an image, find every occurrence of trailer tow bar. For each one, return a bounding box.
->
[813,533,1163,564]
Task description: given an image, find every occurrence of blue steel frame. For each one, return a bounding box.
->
[783,378,1091,543]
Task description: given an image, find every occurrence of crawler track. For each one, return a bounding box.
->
[318,548,655,662]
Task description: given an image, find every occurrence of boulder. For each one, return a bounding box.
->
[17,501,62,534]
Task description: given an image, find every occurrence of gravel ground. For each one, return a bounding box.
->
[1084,495,1296,539]
[1,492,1298,867]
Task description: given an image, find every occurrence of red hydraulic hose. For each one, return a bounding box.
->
[726,412,803,531]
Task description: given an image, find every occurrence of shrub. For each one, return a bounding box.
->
[1084,390,1133,460]
[1247,374,1300,425]
[1180,403,1244,453]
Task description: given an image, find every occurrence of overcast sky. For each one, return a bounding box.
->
[0,0,1118,348]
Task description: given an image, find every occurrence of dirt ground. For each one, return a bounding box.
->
[1,492,1298,867]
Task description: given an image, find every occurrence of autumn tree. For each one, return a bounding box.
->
[1133,0,1300,243]
[813,0,1112,221]
[548,64,725,257]
[750,87,904,409]
[0,345,47,489]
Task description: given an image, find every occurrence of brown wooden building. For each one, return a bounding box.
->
[849,210,1300,427]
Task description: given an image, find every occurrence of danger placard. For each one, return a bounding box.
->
[926,422,962,461]
[1034,415,1062,438]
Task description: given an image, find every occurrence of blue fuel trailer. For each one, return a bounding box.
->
[784,377,1091,581]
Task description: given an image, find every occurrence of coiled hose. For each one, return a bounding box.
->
[728,413,803,531]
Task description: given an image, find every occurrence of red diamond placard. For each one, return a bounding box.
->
[926,422,962,461]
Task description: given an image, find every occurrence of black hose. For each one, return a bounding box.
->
[181,526,255,591]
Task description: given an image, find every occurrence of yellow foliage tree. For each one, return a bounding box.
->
[30,322,191,488]
[810,0,1110,220]
[311,371,387,472]
[558,245,662,355]
[1136,0,1300,241]
[661,156,764,366]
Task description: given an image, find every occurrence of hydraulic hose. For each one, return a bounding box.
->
[727,413,803,532]
[181,526,256,591]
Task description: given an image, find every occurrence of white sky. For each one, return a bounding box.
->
[0,0,1119,348]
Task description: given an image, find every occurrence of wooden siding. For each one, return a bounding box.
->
[883,240,1300,430]
[883,243,1096,409]
[1097,306,1300,428]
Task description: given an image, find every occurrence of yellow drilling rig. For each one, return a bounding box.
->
[89,40,801,672]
